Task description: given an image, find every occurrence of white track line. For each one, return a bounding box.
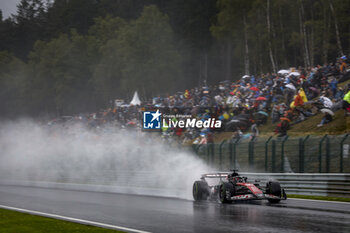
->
[0,205,151,233]
[288,198,350,205]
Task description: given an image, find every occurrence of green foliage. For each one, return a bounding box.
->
[46,0,99,36]
[27,32,95,115]
[0,0,350,117]
[116,5,182,97]
[6,4,183,116]
[211,0,251,41]
[287,194,350,202]
[90,5,182,104]
[89,15,127,45]
[0,51,26,117]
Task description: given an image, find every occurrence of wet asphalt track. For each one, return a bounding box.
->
[0,184,350,233]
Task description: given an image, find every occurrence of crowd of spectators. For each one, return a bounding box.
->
[48,56,350,144]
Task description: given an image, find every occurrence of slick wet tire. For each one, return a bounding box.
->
[193,181,209,201]
[267,181,281,203]
[219,182,234,204]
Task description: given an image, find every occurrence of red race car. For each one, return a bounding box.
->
[193,170,287,204]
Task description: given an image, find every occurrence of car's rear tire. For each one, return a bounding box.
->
[219,182,234,204]
[193,180,209,201]
[266,181,281,203]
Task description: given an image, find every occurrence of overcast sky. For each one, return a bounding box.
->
[0,0,21,19]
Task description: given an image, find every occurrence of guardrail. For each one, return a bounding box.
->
[1,171,349,198]
[240,172,350,198]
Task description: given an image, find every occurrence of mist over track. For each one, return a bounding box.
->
[0,120,209,199]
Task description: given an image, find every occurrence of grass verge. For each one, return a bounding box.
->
[0,208,124,233]
[288,194,350,202]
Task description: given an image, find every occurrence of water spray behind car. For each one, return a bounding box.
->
[0,120,210,199]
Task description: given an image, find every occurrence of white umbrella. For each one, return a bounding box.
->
[321,108,334,116]
[242,75,249,79]
[285,83,296,91]
[215,95,223,102]
[289,72,300,77]
[278,69,289,74]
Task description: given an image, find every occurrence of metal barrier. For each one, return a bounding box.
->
[240,172,350,198]
[192,134,350,173]
[1,172,349,198]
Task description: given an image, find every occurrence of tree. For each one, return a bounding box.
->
[158,0,217,86]
[89,15,127,105]
[0,51,26,117]
[27,32,96,116]
[115,5,183,98]
[329,0,343,56]
[266,0,277,73]
[46,0,99,37]
[211,0,253,78]
[2,0,350,117]
[12,0,47,59]
[88,15,127,47]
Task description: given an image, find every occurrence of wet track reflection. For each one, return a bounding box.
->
[0,185,349,233]
[193,200,350,232]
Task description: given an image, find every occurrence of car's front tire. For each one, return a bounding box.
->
[266,181,282,203]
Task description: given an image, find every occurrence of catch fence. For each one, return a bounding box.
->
[192,134,350,173]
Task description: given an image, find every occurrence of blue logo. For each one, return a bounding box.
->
[143,110,161,129]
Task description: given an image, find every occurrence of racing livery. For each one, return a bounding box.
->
[193,170,287,204]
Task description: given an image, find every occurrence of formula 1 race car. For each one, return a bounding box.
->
[193,170,287,204]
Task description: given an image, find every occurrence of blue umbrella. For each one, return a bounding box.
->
[257,111,268,117]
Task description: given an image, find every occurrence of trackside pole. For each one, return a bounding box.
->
[206,143,210,164]
[299,135,310,173]
[340,134,349,173]
[319,135,328,173]
[265,136,273,172]
[230,138,240,170]
[272,140,276,172]
[219,140,226,170]
[248,136,255,171]
[326,137,330,173]
[281,136,289,172]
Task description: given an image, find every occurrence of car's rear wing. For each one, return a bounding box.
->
[200,172,272,184]
[201,172,230,179]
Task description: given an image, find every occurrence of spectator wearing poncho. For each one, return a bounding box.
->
[343,87,350,116]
